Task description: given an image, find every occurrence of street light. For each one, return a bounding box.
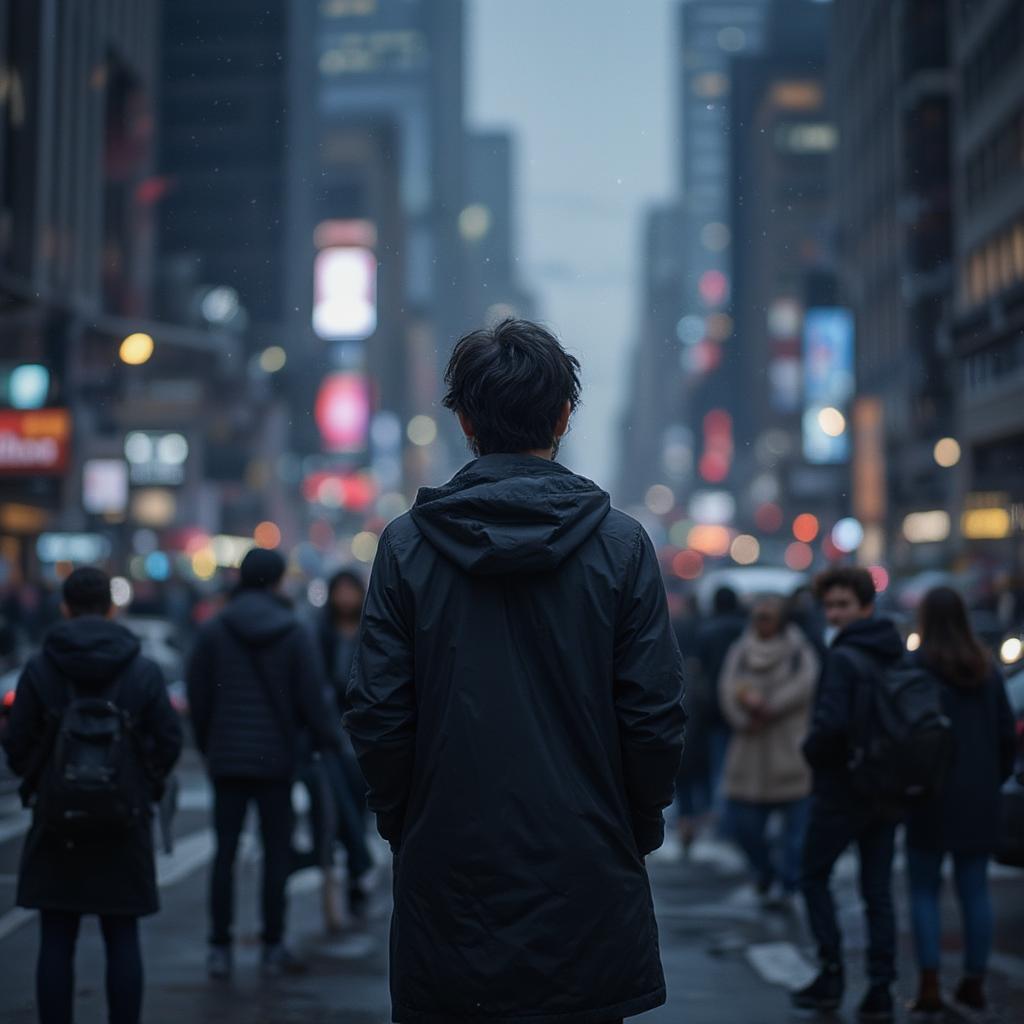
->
[119,332,154,366]
[933,437,961,468]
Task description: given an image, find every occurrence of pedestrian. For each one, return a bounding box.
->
[672,593,711,853]
[718,595,818,907]
[904,586,1016,1016]
[694,585,747,814]
[344,318,687,1024]
[186,547,342,979]
[793,566,905,1022]
[318,568,371,817]
[3,567,182,1024]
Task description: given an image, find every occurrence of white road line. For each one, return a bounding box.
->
[746,941,817,991]
[0,812,29,845]
[0,908,33,942]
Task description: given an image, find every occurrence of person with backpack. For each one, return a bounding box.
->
[904,587,1016,1017]
[2,567,182,1024]
[186,547,343,979]
[344,318,686,1024]
[793,566,905,1022]
[718,595,818,908]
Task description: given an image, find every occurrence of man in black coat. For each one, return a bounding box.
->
[3,566,182,1024]
[794,567,905,1022]
[345,318,687,1024]
[186,548,341,979]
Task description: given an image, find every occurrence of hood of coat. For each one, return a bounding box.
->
[834,615,904,664]
[411,454,611,576]
[220,589,297,647]
[43,616,141,689]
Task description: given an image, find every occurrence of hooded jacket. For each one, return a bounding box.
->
[802,615,904,803]
[3,616,182,916]
[186,589,340,780]
[344,454,686,1024]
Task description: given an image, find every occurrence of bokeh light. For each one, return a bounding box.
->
[755,502,784,533]
[688,524,731,557]
[730,534,760,565]
[352,531,379,563]
[831,517,864,553]
[645,484,675,516]
[111,576,133,608]
[784,542,814,571]
[933,437,961,468]
[254,520,282,549]
[817,406,846,437]
[119,333,154,366]
[672,549,704,580]
[869,565,890,593]
[792,513,820,543]
[259,346,287,373]
[407,415,438,447]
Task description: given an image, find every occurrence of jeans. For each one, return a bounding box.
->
[725,797,809,893]
[906,847,992,976]
[37,911,142,1024]
[210,778,292,947]
[291,752,373,880]
[800,797,897,985]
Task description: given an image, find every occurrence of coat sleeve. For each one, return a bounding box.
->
[718,641,752,731]
[135,660,184,787]
[802,647,854,770]
[185,625,216,756]
[613,528,687,856]
[2,663,47,779]
[994,672,1017,784]
[292,624,343,751]
[764,636,820,719]
[343,530,416,852]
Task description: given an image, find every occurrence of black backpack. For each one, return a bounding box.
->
[33,667,148,838]
[847,653,954,805]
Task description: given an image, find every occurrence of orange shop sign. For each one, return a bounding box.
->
[0,409,71,474]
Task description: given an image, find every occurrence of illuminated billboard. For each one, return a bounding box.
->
[802,308,854,464]
[0,409,71,474]
[314,372,371,452]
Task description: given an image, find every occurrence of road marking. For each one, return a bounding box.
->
[0,908,33,941]
[746,941,817,991]
[0,811,29,845]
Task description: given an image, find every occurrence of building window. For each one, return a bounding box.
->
[963,212,1024,309]
[963,4,1024,113]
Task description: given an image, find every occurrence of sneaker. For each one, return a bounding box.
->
[858,985,894,1022]
[207,945,232,981]
[792,964,844,1011]
[953,976,986,1012]
[260,944,307,978]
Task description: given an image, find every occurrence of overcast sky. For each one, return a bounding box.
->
[468,0,677,489]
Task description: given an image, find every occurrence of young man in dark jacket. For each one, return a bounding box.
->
[3,567,182,1024]
[345,318,687,1024]
[186,548,341,979]
[794,567,905,1022]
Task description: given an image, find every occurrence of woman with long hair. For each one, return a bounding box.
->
[906,586,1016,1017]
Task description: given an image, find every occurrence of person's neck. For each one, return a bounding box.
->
[521,448,554,460]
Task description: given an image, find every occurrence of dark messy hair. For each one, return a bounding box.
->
[918,586,990,688]
[441,318,582,456]
[712,586,739,614]
[813,566,876,608]
[62,566,112,617]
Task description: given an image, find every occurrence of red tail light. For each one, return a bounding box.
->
[2,690,15,708]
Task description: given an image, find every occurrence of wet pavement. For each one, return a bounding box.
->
[0,758,1022,1022]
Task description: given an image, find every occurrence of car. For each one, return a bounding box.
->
[694,566,807,612]
[996,668,1024,868]
[119,615,189,717]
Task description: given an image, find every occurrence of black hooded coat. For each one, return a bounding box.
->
[3,617,182,916]
[344,454,687,1024]
[186,589,340,780]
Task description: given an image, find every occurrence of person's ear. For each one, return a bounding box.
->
[458,412,475,440]
[554,400,571,439]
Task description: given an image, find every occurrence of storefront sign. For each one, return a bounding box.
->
[0,409,71,474]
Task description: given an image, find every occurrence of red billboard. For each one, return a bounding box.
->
[0,408,71,474]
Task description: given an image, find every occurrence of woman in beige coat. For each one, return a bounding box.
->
[719,596,819,903]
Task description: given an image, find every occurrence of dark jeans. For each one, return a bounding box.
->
[725,797,809,893]
[38,911,142,1024]
[800,797,897,985]
[291,751,373,881]
[210,778,292,947]
[907,847,992,976]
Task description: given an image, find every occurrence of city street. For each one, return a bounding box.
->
[1,755,1022,1023]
